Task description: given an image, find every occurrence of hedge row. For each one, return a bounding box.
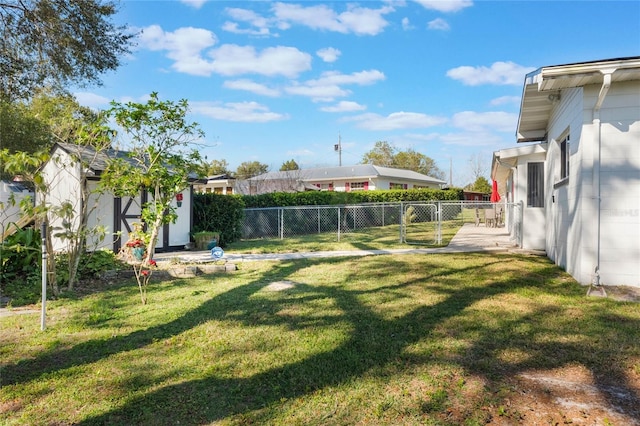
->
[241,188,463,208]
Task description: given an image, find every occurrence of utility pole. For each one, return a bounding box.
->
[334,132,342,166]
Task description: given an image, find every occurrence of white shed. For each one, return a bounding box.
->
[40,143,194,254]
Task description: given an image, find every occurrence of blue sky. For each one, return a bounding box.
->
[74,0,640,186]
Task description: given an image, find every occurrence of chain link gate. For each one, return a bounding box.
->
[401,203,440,245]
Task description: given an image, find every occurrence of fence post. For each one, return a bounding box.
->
[518,201,524,248]
[436,201,442,245]
[279,208,283,240]
[399,201,404,243]
[337,206,342,242]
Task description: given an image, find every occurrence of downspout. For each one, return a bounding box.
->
[592,70,613,286]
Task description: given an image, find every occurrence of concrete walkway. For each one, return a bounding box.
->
[154,223,524,264]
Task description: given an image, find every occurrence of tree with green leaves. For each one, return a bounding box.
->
[361,141,445,179]
[0,0,134,100]
[1,92,115,293]
[205,158,232,176]
[279,159,299,171]
[0,148,56,293]
[236,161,268,179]
[101,93,204,274]
[466,176,491,194]
[0,97,51,156]
[361,141,395,167]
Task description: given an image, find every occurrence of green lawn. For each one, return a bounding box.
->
[2,253,639,425]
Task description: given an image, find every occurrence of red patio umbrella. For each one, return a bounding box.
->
[490,179,501,203]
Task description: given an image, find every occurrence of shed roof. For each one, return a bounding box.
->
[52,143,200,180]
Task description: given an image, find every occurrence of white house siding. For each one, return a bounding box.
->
[545,87,584,279]
[168,189,191,247]
[545,81,640,286]
[592,81,640,286]
[42,149,84,252]
[85,180,113,251]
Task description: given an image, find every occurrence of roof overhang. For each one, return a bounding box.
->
[491,143,548,182]
[516,57,640,143]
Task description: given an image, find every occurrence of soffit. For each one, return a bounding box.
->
[516,57,640,143]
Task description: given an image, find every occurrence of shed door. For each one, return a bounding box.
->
[113,193,145,252]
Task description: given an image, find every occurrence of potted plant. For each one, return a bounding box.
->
[192,231,220,250]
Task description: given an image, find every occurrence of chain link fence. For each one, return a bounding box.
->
[242,201,522,246]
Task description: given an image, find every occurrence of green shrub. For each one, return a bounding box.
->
[0,226,41,306]
[55,249,125,287]
[192,194,245,246]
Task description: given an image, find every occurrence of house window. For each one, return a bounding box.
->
[527,162,544,208]
[316,183,333,191]
[350,182,367,191]
[560,135,570,181]
[389,183,407,190]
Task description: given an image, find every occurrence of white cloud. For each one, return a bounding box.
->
[310,70,386,86]
[209,44,312,77]
[320,101,367,112]
[446,61,535,86]
[317,47,341,63]
[223,79,281,97]
[272,2,394,35]
[402,17,413,30]
[452,111,517,133]
[345,111,447,130]
[221,21,271,36]
[137,25,218,76]
[285,84,351,102]
[180,0,207,9]
[223,7,272,36]
[490,96,521,106]
[74,92,110,108]
[285,70,385,102]
[137,26,312,78]
[413,0,473,13]
[191,101,288,123]
[428,18,450,31]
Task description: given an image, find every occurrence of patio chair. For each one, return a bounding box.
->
[475,208,481,227]
[485,207,496,228]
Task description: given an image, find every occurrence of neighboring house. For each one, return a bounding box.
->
[40,142,194,254]
[194,174,236,194]
[0,180,33,238]
[242,164,447,195]
[462,191,489,202]
[492,57,640,287]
